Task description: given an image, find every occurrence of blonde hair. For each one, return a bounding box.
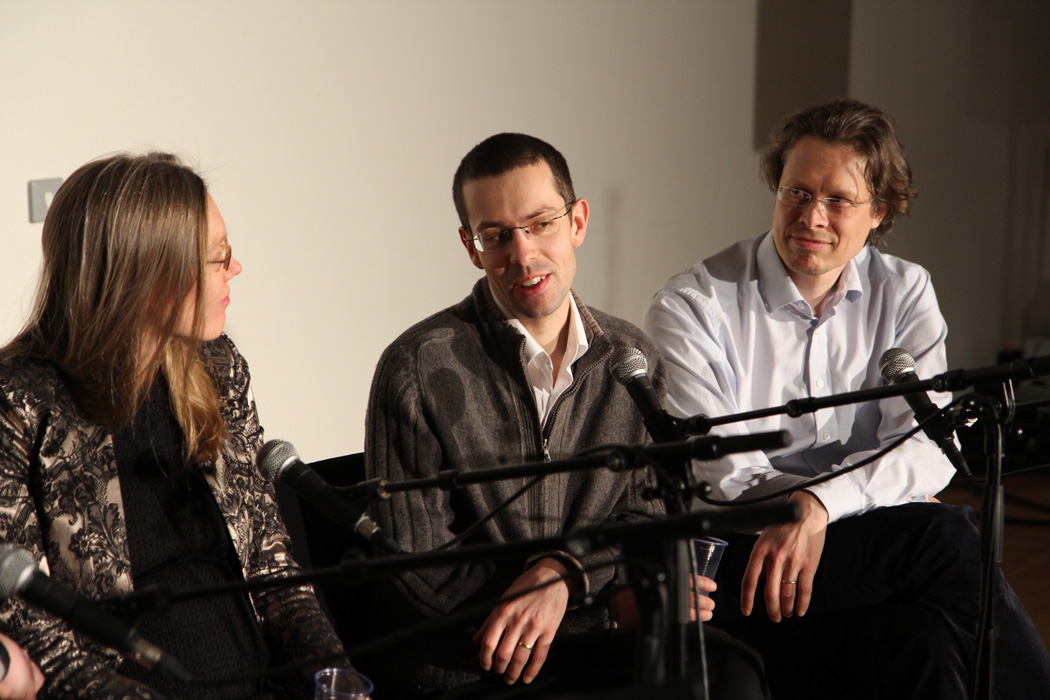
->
[4,152,226,460]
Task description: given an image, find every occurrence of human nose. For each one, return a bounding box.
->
[799,197,829,228]
[226,255,243,278]
[506,228,539,264]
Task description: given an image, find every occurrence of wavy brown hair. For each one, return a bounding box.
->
[3,152,226,460]
[760,97,918,245]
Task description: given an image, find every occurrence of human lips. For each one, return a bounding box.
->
[788,232,834,250]
[511,273,551,296]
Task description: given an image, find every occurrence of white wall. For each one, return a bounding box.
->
[1,1,1046,461]
[0,1,766,460]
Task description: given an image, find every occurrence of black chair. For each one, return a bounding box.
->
[273,453,376,650]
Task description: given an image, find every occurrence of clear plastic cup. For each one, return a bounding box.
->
[314,667,373,700]
[691,536,728,594]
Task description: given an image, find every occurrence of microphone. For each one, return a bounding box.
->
[259,440,405,555]
[0,545,190,683]
[879,348,971,476]
[609,347,681,443]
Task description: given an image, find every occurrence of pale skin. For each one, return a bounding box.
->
[460,164,716,683]
[0,634,44,700]
[744,136,887,622]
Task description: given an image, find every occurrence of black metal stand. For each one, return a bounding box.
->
[962,381,1015,700]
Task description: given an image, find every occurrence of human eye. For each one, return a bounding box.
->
[779,187,810,205]
[823,196,854,213]
[480,228,511,248]
[529,218,555,235]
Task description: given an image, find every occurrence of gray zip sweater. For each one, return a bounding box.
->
[364,278,666,695]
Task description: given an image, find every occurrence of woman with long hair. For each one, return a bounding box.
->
[0,153,346,698]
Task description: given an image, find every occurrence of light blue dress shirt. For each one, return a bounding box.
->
[644,232,956,523]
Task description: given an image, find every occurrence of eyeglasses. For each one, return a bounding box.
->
[466,200,577,253]
[776,186,874,218]
[209,241,232,271]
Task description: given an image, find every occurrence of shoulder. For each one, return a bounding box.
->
[0,355,65,417]
[587,305,660,357]
[864,246,933,286]
[645,236,765,344]
[201,333,252,398]
[859,247,937,308]
[581,302,666,385]
[376,301,473,370]
[650,236,762,312]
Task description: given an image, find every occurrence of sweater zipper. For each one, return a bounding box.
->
[537,345,610,455]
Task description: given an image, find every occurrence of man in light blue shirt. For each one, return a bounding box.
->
[646,97,1050,699]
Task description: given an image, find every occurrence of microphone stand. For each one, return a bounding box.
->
[352,431,789,695]
[107,503,798,618]
[956,382,1014,700]
[672,354,1050,700]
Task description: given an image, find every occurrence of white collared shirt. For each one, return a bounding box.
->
[644,232,955,523]
[495,294,589,425]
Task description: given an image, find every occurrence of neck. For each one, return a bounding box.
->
[520,303,573,377]
[791,272,840,317]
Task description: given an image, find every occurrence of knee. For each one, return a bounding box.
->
[904,504,982,605]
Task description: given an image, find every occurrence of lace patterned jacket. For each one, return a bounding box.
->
[0,334,344,699]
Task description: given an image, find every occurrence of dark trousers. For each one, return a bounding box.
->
[428,627,770,700]
[711,502,1050,699]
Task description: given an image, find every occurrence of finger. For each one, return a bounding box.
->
[740,549,766,616]
[780,572,798,618]
[502,639,536,684]
[763,557,789,622]
[693,574,717,594]
[691,592,716,622]
[492,630,525,676]
[796,567,816,617]
[474,620,499,671]
[521,639,551,684]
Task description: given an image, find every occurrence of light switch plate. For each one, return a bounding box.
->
[28,178,63,223]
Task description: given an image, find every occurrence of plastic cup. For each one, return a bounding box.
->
[691,536,728,594]
[314,667,373,699]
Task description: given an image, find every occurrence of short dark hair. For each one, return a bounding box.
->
[760,97,917,244]
[452,133,575,230]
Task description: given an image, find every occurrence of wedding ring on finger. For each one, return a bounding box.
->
[781,579,797,585]
[518,641,534,651]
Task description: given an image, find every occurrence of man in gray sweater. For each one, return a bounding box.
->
[364,133,763,698]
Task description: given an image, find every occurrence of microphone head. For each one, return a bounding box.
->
[258,439,300,483]
[609,347,649,385]
[0,545,37,599]
[879,348,916,382]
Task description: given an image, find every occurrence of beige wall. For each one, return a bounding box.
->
[1,0,1046,460]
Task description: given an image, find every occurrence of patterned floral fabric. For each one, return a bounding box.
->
[0,334,345,699]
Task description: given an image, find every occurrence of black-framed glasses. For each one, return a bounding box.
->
[776,186,874,218]
[209,241,232,271]
[466,200,577,253]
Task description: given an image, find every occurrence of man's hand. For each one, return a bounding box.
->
[0,634,44,700]
[610,575,716,631]
[741,491,828,622]
[472,558,573,685]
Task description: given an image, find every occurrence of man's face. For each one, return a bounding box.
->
[458,162,587,330]
[771,136,885,288]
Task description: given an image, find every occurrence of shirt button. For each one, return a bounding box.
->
[816,379,825,388]
[823,432,831,441]
[815,328,822,336]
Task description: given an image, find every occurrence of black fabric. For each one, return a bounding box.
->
[422,627,769,700]
[113,379,272,699]
[713,502,1050,700]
